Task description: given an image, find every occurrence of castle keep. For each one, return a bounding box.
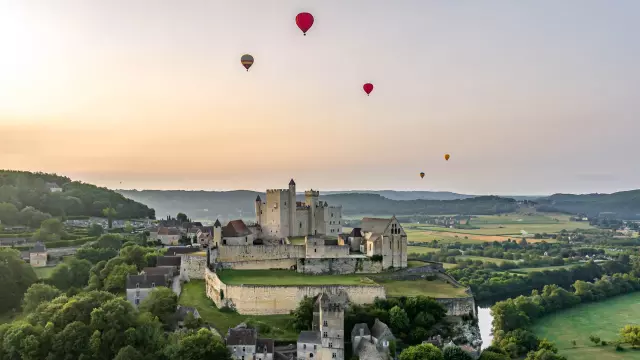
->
[256,179,342,239]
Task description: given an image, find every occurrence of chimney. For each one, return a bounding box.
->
[360,328,364,336]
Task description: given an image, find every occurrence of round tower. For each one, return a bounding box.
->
[288,179,296,237]
[255,195,262,226]
[213,219,222,247]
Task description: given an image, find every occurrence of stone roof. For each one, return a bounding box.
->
[176,305,200,321]
[315,292,348,311]
[142,267,173,276]
[351,323,371,339]
[156,256,181,267]
[361,218,392,234]
[371,318,394,340]
[166,246,199,255]
[222,219,251,237]
[256,195,262,201]
[298,331,321,344]
[349,228,363,238]
[226,327,257,346]
[214,219,222,227]
[356,339,386,360]
[30,242,46,253]
[256,338,274,354]
[367,234,381,244]
[126,274,167,289]
[289,179,295,186]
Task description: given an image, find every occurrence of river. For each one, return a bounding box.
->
[477,307,494,349]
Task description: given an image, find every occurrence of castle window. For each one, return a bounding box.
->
[304,344,307,350]
[310,354,314,358]
[300,222,302,229]
[329,343,333,348]
[323,332,328,338]
[323,320,328,326]
[332,353,337,358]
[314,345,317,350]
[314,249,317,253]
[151,282,155,288]
[243,347,245,352]
[284,202,287,205]
[331,213,333,217]
[136,283,139,288]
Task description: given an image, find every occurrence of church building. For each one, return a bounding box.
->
[255,179,342,239]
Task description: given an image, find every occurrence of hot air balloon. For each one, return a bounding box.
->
[241,54,254,71]
[296,12,314,35]
[420,172,425,179]
[363,83,374,96]
[444,154,450,161]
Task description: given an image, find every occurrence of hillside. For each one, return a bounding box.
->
[537,190,640,219]
[0,170,155,225]
[118,189,518,221]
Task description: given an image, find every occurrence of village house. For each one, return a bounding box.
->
[339,216,407,269]
[156,256,182,275]
[351,319,396,360]
[226,323,275,360]
[45,182,63,193]
[141,266,175,281]
[175,305,201,328]
[156,227,181,245]
[213,219,259,246]
[126,274,168,307]
[29,242,48,267]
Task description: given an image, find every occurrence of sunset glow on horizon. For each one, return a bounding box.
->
[1,0,639,195]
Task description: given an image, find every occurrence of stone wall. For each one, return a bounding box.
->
[217,244,304,263]
[435,297,477,317]
[219,258,297,270]
[205,268,386,315]
[297,257,383,275]
[180,254,207,280]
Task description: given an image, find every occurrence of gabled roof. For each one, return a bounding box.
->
[289,179,295,186]
[371,318,394,340]
[351,323,371,339]
[297,331,321,344]
[256,338,274,354]
[156,256,181,267]
[226,327,257,346]
[222,219,251,237]
[256,195,262,201]
[349,228,363,237]
[141,267,173,276]
[361,218,392,234]
[30,242,46,253]
[126,274,167,289]
[214,219,222,227]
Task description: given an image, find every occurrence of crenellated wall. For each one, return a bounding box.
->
[297,257,383,275]
[205,268,385,315]
[217,244,304,262]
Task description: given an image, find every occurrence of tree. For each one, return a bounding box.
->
[0,248,38,314]
[76,247,118,264]
[620,325,640,348]
[22,283,62,312]
[139,287,178,326]
[97,234,123,250]
[443,344,474,360]
[0,202,19,225]
[88,223,104,237]
[114,345,143,360]
[290,295,315,332]
[103,207,117,229]
[41,218,64,235]
[183,312,203,330]
[589,335,601,345]
[49,321,92,359]
[399,343,444,360]
[103,263,137,293]
[176,213,189,224]
[18,207,51,228]
[164,328,232,360]
[124,221,134,233]
[47,258,92,291]
[389,306,410,332]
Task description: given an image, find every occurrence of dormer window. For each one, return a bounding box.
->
[136,283,140,288]
[151,282,155,288]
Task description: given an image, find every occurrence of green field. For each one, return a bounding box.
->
[216,269,378,286]
[379,279,469,298]
[407,246,440,255]
[33,266,56,279]
[532,292,640,359]
[457,255,507,264]
[178,281,297,340]
[512,264,579,273]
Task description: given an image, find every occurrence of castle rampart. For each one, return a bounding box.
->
[217,244,305,263]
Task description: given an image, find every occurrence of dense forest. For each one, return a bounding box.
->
[536,190,640,219]
[0,170,155,224]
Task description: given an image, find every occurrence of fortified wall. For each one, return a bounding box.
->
[297,257,384,275]
[205,268,386,315]
[217,244,304,263]
[435,297,477,318]
[180,254,207,280]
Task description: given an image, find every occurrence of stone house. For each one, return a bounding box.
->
[226,323,274,360]
[358,217,408,269]
[195,228,212,246]
[126,274,168,307]
[297,292,346,360]
[45,182,63,193]
[352,319,395,359]
[175,305,201,328]
[213,219,258,246]
[156,256,182,275]
[141,266,175,280]
[29,242,48,267]
[157,227,181,245]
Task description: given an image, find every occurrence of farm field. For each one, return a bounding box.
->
[379,279,469,298]
[531,292,640,359]
[33,266,56,279]
[178,281,297,340]
[217,269,378,286]
[511,264,579,273]
[407,246,440,255]
[457,255,507,264]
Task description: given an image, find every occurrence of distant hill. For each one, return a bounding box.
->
[536,190,640,219]
[118,189,518,222]
[0,170,155,224]
[323,190,540,202]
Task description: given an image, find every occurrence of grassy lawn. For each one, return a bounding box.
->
[380,279,469,298]
[407,246,440,255]
[179,280,298,340]
[531,291,640,359]
[288,236,306,245]
[511,264,579,273]
[217,269,378,286]
[33,266,56,279]
[457,255,507,264]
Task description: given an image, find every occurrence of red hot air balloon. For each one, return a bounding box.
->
[296,12,314,35]
[363,83,374,96]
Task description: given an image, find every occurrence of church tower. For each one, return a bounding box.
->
[213,219,222,247]
[288,179,296,237]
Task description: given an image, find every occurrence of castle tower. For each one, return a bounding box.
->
[305,189,320,235]
[317,294,345,360]
[255,195,262,226]
[213,219,222,247]
[288,179,296,237]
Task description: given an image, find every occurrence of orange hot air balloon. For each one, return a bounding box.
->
[444,154,450,161]
[420,172,425,179]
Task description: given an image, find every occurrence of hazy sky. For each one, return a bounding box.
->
[1,0,639,195]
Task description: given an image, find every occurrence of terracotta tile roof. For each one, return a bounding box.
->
[157,227,169,235]
[222,219,251,237]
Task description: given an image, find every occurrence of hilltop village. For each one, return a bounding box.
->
[127,180,479,359]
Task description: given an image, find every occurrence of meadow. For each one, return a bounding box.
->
[511,264,580,273]
[531,292,640,359]
[216,269,378,286]
[33,266,56,279]
[379,279,469,298]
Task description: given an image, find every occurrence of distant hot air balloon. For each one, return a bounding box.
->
[420,172,425,179]
[296,12,314,35]
[241,54,254,71]
[444,154,450,161]
[363,83,374,96]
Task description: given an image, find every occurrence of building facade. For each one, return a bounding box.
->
[125,274,168,307]
[297,292,346,360]
[255,179,342,239]
[29,242,48,267]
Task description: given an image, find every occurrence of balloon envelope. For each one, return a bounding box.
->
[296,12,314,35]
[363,83,374,95]
[241,54,254,71]
[444,154,450,161]
[420,172,425,179]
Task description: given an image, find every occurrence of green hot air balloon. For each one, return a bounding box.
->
[241,54,254,71]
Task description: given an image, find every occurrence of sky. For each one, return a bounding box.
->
[1,0,639,195]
